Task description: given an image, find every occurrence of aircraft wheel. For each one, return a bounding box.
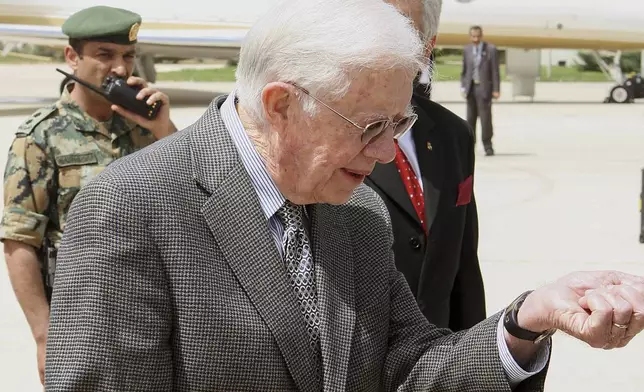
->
[610,85,631,103]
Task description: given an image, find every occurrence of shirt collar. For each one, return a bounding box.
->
[220,90,286,221]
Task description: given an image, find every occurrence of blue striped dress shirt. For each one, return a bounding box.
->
[220,91,290,258]
[219,90,550,387]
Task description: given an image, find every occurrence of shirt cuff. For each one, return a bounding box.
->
[0,207,48,248]
[497,311,550,389]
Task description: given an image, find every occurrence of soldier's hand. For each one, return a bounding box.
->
[110,76,176,139]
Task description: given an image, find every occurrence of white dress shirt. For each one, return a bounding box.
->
[397,127,423,192]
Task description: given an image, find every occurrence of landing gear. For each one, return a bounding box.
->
[608,85,632,103]
[604,74,643,103]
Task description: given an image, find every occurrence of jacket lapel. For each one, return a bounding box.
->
[367,94,444,233]
[368,157,421,227]
[410,95,443,232]
[191,97,321,392]
[309,203,355,391]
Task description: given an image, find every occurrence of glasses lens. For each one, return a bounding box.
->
[362,121,387,144]
[393,114,417,139]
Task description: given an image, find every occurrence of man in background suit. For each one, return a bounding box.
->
[44,0,644,391]
[461,25,500,156]
[367,0,485,332]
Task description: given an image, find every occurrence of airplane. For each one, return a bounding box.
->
[1,0,644,102]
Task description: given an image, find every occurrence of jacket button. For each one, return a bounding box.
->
[409,236,421,250]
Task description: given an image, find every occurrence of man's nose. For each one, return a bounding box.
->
[362,129,397,164]
[111,63,127,78]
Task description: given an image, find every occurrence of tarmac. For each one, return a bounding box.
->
[0,63,643,391]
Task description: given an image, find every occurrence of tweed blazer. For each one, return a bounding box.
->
[44,95,547,391]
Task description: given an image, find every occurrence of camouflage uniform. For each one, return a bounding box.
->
[1,84,157,252]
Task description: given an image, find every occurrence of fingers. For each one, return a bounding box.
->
[126,77,169,105]
[600,288,632,345]
[127,76,148,88]
[582,290,614,348]
[111,104,146,124]
[611,285,644,339]
[143,91,168,106]
[581,285,643,349]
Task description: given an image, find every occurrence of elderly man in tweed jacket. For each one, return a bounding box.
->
[43,0,644,391]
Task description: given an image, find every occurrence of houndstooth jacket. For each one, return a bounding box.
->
[44,95,548,392]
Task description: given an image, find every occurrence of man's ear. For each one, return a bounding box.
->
[425,35,437,59]
[64,45,80,71]
[261,82,296,132]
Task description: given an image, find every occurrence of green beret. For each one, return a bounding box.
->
[62,6,142,45]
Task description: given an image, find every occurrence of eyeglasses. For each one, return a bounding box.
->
[290,83,418,145]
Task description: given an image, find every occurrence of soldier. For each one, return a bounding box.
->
[0,6,176,385]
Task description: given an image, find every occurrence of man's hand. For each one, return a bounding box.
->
[519,271,644,349]
[492,91,500,99]
[110,76,176,139]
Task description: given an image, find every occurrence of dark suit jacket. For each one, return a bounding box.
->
[45,95,546,391]
[365,86,486,331]
[461,41,501,99]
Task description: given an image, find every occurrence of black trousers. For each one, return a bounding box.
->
[466,84,493,149]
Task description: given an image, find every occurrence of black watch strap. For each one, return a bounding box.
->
[504,290,556,343]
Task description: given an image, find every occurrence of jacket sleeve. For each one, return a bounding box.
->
[449,126,486,331]
[448,193,486,331]
[491,45,501,93]
[44,177,174,391]
[1,135,54,249]
[376,197,548,392]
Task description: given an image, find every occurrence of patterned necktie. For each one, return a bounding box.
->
[275,201,321,356]
[393,141,427,232]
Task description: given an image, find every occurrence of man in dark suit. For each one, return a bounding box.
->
[366,84,485,332]
[366,0,485,332]
[461,25,500,156]
[43,0,644,390]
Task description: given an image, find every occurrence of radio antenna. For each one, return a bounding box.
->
[55,68,109,99]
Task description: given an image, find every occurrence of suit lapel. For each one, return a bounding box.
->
[368,157,421,227]
[192,98,321,392]
[309,203,355,391]
[368,93,445,233]
[411,95,443,232]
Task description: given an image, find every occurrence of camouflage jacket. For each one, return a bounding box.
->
[1,87,157,251]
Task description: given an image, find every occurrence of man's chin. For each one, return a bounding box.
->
[318,186,361,206]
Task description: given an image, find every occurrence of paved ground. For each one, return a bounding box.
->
[0,64,643,390]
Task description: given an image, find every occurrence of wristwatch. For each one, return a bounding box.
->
[504,290,557,344]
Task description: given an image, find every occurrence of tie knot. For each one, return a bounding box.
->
[276,200,304,227]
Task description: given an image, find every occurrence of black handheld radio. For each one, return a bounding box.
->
[56,68,162,120]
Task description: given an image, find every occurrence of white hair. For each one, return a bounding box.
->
[422,0,443,41]
[235,0,426,124]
